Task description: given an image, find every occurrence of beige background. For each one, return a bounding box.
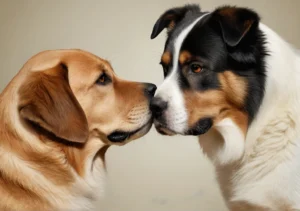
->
[1,0,300,210]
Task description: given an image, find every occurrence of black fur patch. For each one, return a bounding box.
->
[186,118,213,135]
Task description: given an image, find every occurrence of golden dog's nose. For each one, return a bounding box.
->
[144,83,157,98]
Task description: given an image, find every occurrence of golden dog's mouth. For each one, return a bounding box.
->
[107,119,153,143]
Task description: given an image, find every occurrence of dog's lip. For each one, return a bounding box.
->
[153,120,177,136]
[107,119,152,143]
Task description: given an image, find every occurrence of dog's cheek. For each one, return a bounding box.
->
[186,118,213,135]
[184,89,227,129]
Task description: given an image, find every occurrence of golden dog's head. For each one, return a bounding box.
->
[0,49,156,209]
[17,49,156,146]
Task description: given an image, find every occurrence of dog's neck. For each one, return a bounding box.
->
[245,23,300,152]
[201,23,300,163]
[199,23,300,208]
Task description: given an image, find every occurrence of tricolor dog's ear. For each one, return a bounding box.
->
[151,4,201,39]
[212,6,260,47]
[18,63,89,143]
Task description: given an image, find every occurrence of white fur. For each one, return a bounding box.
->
[224,23,300,210]
[195,23,300,210]
[214,118,245,165]
[196,23,300,210]
[155,13,210,134]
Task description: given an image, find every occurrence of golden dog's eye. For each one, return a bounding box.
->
[190,63,202,73]
[96,73,111,85]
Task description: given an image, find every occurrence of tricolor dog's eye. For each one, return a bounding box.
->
[96,73,111,85]
[190,63,202,73]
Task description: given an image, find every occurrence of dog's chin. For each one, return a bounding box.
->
[153,120,178,136]
[107,119,153,145]
[129,122,153,141]
[154,118,213,136]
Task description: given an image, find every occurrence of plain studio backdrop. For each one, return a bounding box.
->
[1,0,300,210]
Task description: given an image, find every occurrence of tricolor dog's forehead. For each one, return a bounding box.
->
[157,9,227,82]
[163,12,209,57]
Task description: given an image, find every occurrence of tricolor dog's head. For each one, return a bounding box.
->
[150,5,267,153]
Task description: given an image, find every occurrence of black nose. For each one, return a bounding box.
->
[144,83,157,98]
[150,97,168,118]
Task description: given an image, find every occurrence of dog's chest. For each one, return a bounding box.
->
[227,139,300,210]
[69,157,106,211]
[214,110,300,210]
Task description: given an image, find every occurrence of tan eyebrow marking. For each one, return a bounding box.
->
[179,50,192,65]
[161,51,171,66]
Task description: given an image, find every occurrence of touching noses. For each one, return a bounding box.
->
[150,97,168,118]
[144,83,168,119]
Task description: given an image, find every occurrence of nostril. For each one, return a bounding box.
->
[144,83,157,97]
[150,97,168,117]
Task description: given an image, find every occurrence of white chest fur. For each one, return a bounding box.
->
[232,113,300,210]
[229,24,300,210]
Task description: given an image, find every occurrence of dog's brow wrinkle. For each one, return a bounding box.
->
[98,63,105,70]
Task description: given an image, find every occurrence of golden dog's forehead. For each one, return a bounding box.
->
[68,52,116,81]
[24,49,114,74]
[20,49,117,94]
[97,61,114,74]
[63,50,114,74]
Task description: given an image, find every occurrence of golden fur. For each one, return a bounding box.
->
[0,49,153,210]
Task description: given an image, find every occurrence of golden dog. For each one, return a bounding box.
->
[0,49,156,211]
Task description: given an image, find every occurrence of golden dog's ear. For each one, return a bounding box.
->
[18,63,89,143]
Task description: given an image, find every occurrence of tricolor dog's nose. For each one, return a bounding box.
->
[150,97,168,118]
[144,83,157,98]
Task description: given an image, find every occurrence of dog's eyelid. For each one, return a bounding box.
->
[100,70,112,79]
[96,72,112,85]
[189,60,206,67]
[182,60,192,66]
[103,68,114,77]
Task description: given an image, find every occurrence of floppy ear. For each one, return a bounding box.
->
[151,4,201,39]
[212,6,260,47]
[18,63,89,143]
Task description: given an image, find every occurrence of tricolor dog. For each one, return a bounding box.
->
[150,4,300,211]
[0,49,156,211]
